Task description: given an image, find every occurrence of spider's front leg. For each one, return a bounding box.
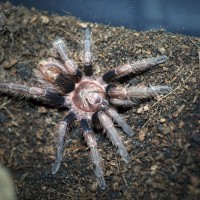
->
[80,27,93,76]
[53,38,78,75]
[102,55,168,82]
[52,112,76,174]
[80,118,106,190]
[107,84,172,100]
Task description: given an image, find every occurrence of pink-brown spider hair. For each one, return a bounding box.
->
[0,27,171,190]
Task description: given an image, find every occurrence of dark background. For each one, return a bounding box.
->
[1,0,200,36]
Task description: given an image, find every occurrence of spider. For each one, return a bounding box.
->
[0,27,171,190]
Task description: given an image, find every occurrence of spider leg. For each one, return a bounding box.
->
[52,112,76,174]
[80,118,106,190]
[0,83,69,106]
[107,85,172,99]
[36,59,82,94]
[83,27,93,76]
[104,106,134,136]
[53,38,78,75]
[102,55,168,82]
[97,111,130,163]
[109,98,139,107]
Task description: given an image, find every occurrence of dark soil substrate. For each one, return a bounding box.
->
[0,2,200,200]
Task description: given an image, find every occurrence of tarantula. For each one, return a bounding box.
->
[0,27,171,190]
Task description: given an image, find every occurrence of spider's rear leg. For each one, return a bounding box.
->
[52,112,76,174]
[97,111,130,163]
[102,55,168,83]
[104,106,134,136]
[80,118,106,190]
[0,83,69,106]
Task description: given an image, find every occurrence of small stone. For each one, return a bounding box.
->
[41,186,46,191]
[2,58,18,69]
[30,15,37,23]
[45,118,52,124]
[160,117,166,123]
[41,16,49,24]
[157,124,170,135]
[143,105,149,112]
[178,120,184,128]
[158,47,166,54]
[146,50,152,55]
[135,43,143,48]
[190,175,200,187]
[138,129,147,141]
[134,32,140,37]
[150,164,158,172]
[137,107,143,114]
[162,66,169,71]
[173,105,185,118]
[38,107,48,114]
[90,182,98,191]
[2,61,10,69]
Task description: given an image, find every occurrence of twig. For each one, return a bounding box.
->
[0,99,15,120]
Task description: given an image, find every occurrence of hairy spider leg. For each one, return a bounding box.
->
[0,83,69,106]
[105,106,134,136]
[53,38,78,75]
[83,27,93,76]
[36,59,82,94]
[52,112,76,174]
[102,55,168,83]
[97,111,130,163]
[108,85,172,100]
[108,98,139,107]
[102,55,171,106]
[80,118,106,190]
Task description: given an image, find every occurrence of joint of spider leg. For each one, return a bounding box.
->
[83,27,93,76]
[80,118,97,148]
[64,59,78,75]
[103,63,133,83]
[29,87,44,96]
[103,55,169,83]
[99,99,109,111]
[44,90,66,105]
[53,38,78,75]
[106,84,129,106]
[84,51,92,64]
[63,112,76,124]
[102,69,117,83]
[115,63,133,77]
[109,98,133,107]
[107,85,127,99]
[84,64,93,76]
[53,38,68,60]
